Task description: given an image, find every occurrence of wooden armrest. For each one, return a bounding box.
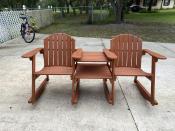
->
[142,49,167,60]
[103,49,117,60]
[72,48,83,60]
[22,48,43,59]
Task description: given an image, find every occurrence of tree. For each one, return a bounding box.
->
[147,0,153,11]
[0,0,39,9]
[110,0,125,24]
[79,0,83,14]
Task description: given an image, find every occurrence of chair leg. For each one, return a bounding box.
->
[46,75,49,81]
[77,79,80,88]
[71,78,79,104]
[28,75,48,104]
[151,76,156,105]
[111,79,115,105]
[103,79,115,105]
[134,76,137,83]
[134,76,158,106]
[70,75,73,80]
[31,75,36,104]
[71,79,75,104]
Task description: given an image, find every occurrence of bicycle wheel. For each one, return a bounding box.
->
[23,26,35,43]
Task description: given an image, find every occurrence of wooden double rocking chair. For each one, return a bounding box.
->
[22,33,166,106]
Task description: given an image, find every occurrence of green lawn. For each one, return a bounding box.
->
[125,9,175,25]
[39,9,175,43]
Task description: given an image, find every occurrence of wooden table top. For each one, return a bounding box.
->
[79,52,108,62]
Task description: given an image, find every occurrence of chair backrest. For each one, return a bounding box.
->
[44,33,75,67]
[110,34,142,68]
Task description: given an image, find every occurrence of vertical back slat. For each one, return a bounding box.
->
[63,35,67,66]
[132,36,137,68]
[67,36,71,67]
[44,39,49,66]
[123,35,127,67]
[57,34,60,66]
[111,40,115,64]
[118,35,123,67]
[137,38,142,68]
[121,35,124,66]
[54,34,58,66]
[49,36,53,66]
[58,34,62,66]
[135,39,139,67]
[116,38,120,67]
[71,38,75,66]
[127,35,132,67]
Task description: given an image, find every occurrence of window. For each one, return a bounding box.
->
[143,0,157,6]
[163,0,170,6]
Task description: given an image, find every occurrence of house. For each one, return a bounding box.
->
[139,0,175,9]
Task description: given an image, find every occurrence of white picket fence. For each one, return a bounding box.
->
[0,9,53,44]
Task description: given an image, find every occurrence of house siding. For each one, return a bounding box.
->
[140,0,174,9]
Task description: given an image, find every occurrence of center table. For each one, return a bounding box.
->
[72,51,116,105]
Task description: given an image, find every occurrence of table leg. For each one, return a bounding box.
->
[103,78,115,105]
[71,78,80,104]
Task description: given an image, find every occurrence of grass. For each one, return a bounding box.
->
[125,9,175,25]
[39,9,175,43]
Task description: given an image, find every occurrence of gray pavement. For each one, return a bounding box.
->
[0,34,175,131]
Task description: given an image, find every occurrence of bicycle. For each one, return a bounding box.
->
[19,13,35,43]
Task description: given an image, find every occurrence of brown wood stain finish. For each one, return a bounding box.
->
[22,33,167,106]
[109,34,166,106]
[22,33,78,104]
[111,34,142,68]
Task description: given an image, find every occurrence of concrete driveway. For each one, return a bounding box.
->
[0,34,175,131]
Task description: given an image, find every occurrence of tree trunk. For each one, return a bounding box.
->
[116,6,123,24]
[79,0,83,14]
[87,1,93,24]
[111,0,124,24]
[136,0,140,5]
[66,0,69,14]
[86,0,89,14]
[61,8,65,17]
[70,1,76,15]
[148,0,153,11]
[59,0,65,17]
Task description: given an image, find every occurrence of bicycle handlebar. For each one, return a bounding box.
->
[19,14,32,20]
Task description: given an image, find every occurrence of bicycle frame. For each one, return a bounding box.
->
[20,17,29,36]
[19,12,35,43]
